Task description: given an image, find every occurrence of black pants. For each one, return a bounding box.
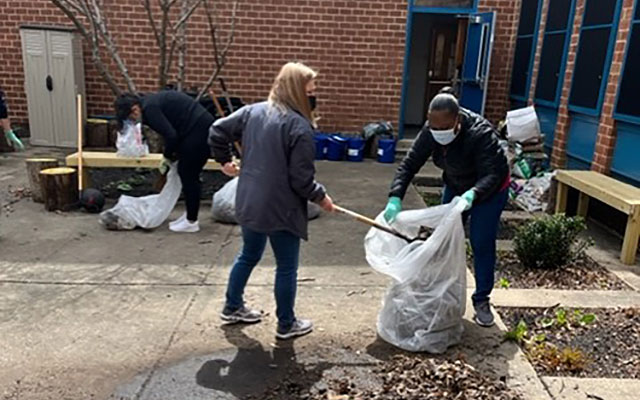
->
[177,119,212,222]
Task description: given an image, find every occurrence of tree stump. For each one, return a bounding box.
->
[40,167,78,212]
[25,158,59,203]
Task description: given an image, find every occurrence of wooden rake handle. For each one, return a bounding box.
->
[334,205,412,243]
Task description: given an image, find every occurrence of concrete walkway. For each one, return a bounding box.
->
[0,151,549,400]
[2,149,639,399]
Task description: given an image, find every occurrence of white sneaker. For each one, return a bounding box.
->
[169,212,187,228]
[169,219,200,233]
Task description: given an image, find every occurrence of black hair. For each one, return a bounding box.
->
[438,86,457,96]
[114,93,141,129]
[429,93,460,116]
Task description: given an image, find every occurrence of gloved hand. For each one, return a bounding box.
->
[4,130,24,151]
[158,157,171,175]
[383,196,402,223]
[461,189,476,211]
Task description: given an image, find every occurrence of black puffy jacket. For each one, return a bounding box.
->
[389,108,509,204]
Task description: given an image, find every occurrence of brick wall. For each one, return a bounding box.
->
[0,0,519,135]
[0,0,408,134]
[479,0,521,125]
[592,0,636,173]
[551,0,586,168]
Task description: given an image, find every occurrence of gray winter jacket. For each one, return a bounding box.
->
[208,102,326,240]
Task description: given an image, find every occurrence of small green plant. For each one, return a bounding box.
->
[514,214,592,269]
[537,308,597,329]
[499,277,511,289]
[505,320,528,343]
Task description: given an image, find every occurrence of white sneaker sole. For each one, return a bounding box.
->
[219,312,262,324]
[169,225,200,233]
[474,315,495,328]
[276,326,313,340]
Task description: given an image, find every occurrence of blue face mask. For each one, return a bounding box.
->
[431,128,456,145]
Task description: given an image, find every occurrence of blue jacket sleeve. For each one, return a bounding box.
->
[289,129,326,203]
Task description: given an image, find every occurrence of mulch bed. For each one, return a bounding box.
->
[91,168,230,199]
[249,355,522,400]
[468,251,629,290]
[498,307,640,379]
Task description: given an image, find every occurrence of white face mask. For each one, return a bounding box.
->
[431,128,456,145]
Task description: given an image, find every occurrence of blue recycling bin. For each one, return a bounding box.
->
[314,134,329,160]
[347,137,365,162]
[327,135,348,161]
[377,138,396,163]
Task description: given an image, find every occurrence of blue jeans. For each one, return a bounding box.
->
[443,186,508,305]
[225,227,301,329]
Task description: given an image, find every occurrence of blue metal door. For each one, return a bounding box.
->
[460,12,496,115]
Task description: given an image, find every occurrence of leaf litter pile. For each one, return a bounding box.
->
[499,307,640,378]
[470,251,628,290]
[249,355,522,400]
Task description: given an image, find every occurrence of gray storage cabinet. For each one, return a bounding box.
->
[20,26,86,148]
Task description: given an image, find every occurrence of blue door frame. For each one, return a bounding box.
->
[398,1,479,139]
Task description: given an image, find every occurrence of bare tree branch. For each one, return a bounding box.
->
[140,0,161,47]
[176,0,189,91]
[165,0,203,77]
[197,0,237,100]
[51,0,122,95]
[87,0,137,92]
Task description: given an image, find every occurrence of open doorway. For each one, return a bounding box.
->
[403,14,469,138]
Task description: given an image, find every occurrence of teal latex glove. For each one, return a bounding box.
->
[461,189,476,211]
[5,130,24,151]
[383,196,402,223]
[158,157,171,175]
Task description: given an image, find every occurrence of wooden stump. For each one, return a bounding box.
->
[40,167,78,212]
[25,158,59,203]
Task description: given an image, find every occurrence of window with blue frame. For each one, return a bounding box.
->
[568,0,623,114]
[614,0,640,123]
[510,0,543,100]
[534,0,576,105]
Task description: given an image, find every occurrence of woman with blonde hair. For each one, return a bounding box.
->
[209,62,334,340]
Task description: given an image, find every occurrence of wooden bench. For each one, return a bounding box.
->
[555,170,640,265]
[65,151,222,170]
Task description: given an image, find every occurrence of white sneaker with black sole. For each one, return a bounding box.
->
[220,306,263,324]
[276,319,313,340]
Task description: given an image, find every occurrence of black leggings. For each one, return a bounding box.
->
[177,120,212,222]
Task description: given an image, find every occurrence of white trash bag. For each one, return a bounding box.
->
[365,199,467,353]
[506,106,541,143]
[212,177,322,224]
[212,177,239,224]
[99,162,182,230]
[117,120,149,158]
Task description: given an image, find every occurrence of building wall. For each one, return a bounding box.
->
[0,0,520,137]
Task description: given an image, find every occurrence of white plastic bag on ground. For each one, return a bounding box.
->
[212,177,238,224]
[365,199,467,353]
[99,162,182,230]
[211,177,322,224]
[506,106,541,143]
[117,121,149,157]
[514,172,555,212]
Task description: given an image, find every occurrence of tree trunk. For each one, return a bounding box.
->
[26,158,59,203]
[40,167,78,212]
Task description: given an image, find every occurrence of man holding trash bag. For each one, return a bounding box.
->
[384,93,509,327]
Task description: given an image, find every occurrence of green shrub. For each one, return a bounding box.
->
[514,214,591,269]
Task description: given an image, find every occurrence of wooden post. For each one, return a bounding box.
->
[577,192,590,217]
[621,206,640,265]
[555,181,569,214]
[77,94,84,193]
[25,158,59,203]
[40,167,78,212]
